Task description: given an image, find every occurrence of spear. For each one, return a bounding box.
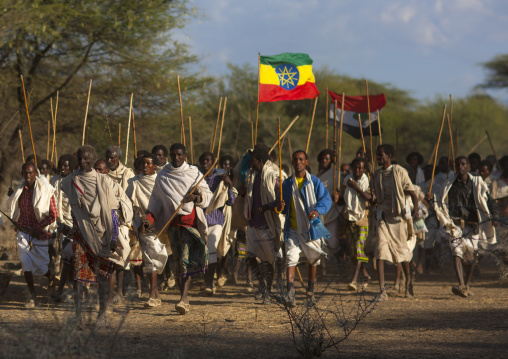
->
[20,75,36,166]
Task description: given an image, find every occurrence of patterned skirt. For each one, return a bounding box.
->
[346,222,369,263]
[72,232,114,283]
[167,226,208,277]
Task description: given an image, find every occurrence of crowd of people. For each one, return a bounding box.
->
[4,140,508,326]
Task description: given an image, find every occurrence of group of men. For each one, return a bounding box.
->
[5,138,504,324]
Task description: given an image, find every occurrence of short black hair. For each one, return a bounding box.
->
[152,145,168,157]
[219,155,234,166]
[199,151,215,164]
[40,159,52,168]
[479,160,492,173]
[169,143,186,154]
[455,155,468,164]
[292,150,308,160]
[142,153,158,163]
[351,157,366,168]
[317,149,335,164]
[26,154,35,163]
[136,150,150,158]
[133,156,144,171]
[251,147,269,164]
[377,144,395,158]
[406,151,423,165]
[468,152,481,162]
[22,161,37,172]
[59,154,78,170]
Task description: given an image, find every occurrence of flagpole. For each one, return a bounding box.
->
[365,80,374,170]
[325,87,329,148]
[333,100,337,190]
[255,52,260,145]
[338,94,344,190]
[429,105,447,196]
[377,109,382,145]
[211,97,222,152]
[305,97,318,153]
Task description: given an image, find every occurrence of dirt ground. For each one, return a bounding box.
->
[1,246,507,359]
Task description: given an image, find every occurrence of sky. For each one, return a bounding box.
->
[175,0,508,102]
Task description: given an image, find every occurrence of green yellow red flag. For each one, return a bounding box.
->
[259,53,320,103]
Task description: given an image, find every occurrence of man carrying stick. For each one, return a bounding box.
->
[144,143,212,314]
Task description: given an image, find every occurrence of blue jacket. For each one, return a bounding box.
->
[281,174,332,241]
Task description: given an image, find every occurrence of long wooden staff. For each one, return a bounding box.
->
[305,97,319,153]
[485,130,500,170]
[211,97,222,152]
[132,110,138,158]
[276,118,283,211]
[366,80,375,171]
[189,116,194,164]
[255,52,260,145]
[447,113,455,172]
[82,79,92,146]
[269,115,300,153]
[118,123,121,148]
[325,87,329,148]
[50,92,59,162]
[18,129,24,162]
[357,113,366,154]
[20,75,37,166]
[177,75,185,146]
[46,120,50,160]
[428,143,437,165]
[337,94,344,189]
[429,105,447,196]
[249,102,254,148]
[155,158,218,240]
[216,97,227,163]
[333,100,337,190]
[125,93,133,164]
[377,109,382,145]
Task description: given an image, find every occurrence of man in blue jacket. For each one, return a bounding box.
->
[277,150,332,307]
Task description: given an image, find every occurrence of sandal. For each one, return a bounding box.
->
[347,282,357,291]
[145,297,162,308]
[175,301,190,315]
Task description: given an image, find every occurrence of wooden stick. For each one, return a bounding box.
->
[447,113,455,172]
[211,97,222,152]
[357,113,366,154]
[337,94,345,189]
[51,92,59,162]
[18,129,24,163]
[155,158,218,240]
[50,99,55,161]
[177,75,185,146]
[305,97,319,153]
[377,109,382,145]
[81,79,92,146]
[429,105,447,195]
[46,120,50,160]
[255,52,260,145]
[485,130,499,169]
[125,93,133,165]
[216,97,227,165]
[366,80,374,171]
[468,135,487,154]
[118,123,121,148]
[428,143,437,165]
[269,115,300,153]
[325,87,329,148]
[249,102,254,148]
[288,133,293,167]
[132,110,137,158]
[20,75,37,166]
[189,116,194,164]
[333,100,337,190]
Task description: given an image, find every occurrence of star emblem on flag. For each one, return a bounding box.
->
[275,64,299,90]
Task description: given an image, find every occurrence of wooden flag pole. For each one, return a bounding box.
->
[269,115,300,153]
[132,110,138,158]
[377,109,382,145]
[18,129,24,162]
[82,79,92,146]
[305,97,319,153]
[447,113,455,172]
[337,93,345,189]
[325,87,329,148]
[485,130,500,169]
[255,52,260,145]
[189,116,194,164]
[20,75,37,166]
[357,113,366,154]
[211,97,222,152]
[429,105,447,196]
[155,158,218,240]
[216,97,227,164]
[333,100,337,190]
[125,93,134,165]
[177,75,185,146]
[366,80,375,170]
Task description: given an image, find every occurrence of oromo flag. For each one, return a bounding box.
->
[259,53,320,103]
[327,91,386,139]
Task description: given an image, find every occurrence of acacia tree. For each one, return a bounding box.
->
[478,54,508,90]
[0,0,210,184]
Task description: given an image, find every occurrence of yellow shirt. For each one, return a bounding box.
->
[289,176,305,230]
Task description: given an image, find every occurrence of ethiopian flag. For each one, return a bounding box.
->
[259,53,320,103]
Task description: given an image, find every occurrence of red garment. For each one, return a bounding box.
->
[17,185,57,240]
[146,207,197,228]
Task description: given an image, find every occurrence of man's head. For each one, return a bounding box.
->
[376,144,394,167]
[26,154,35,164]
[406,151,423,170]
[341,163,351,175]
[317,149,334,172]
[351,158,366,180]
[22,162,37,186]
[479,160,492,180]
[455,156,469,177]
[199,151,216,173]
[142,153,157,176]
[78,146,97,173]
[152,145,168,166]
[219,155,234,174]
[250,147,269,173]
[468,152,481,173]
[438,156,449,174]
[133,157,144,174]
[58,154,77,177]
[291,150,309,175]
[39,160,52,176]
[94,160,109,174]
[169,143,186,168]
[106,145,122,171]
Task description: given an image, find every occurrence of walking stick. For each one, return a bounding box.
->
[20,75,37,166]
[18,129,24,163]
[177,75,185,146]
[132,110,138,158]
[325,87,329,148]
[447,113,455,172]
[377,109,382,145]
[269,116,300,153]
[255,52,260,145]
[366,80,375,171]
[249,102,254,149]
[216,97,227,164]
[189,116,194,164]
[357,114,366,155]
[155,159,218,240]
[47,120,50,160]
[429,105,447,196]
[305,97,319,154]
[337,94,344,189]
[275,118,283,214]
[125,93,133,165]
[333,100,337,190]
[118,123,121,148]
[211,97,222,152]
[82,79,92,146]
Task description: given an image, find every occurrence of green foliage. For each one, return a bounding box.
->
[478,53,508,89]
